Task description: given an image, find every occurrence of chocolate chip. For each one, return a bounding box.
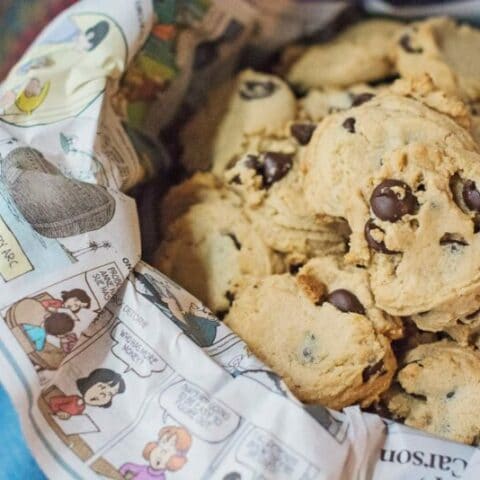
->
[474,214,480,233]
[226,233,241,250]
[370,179,418,222]
[362,360,385,382]
[243,154,262,173]
[291,84,308,98]
[262,152,293,187]
[229,174,241,185]
[226,156,239,170]
[409,392,427,402]
[351,92,375,107]
[289,262,304,275]
[439,233,468,246]
[368,74,399,87]
[216,310,228,321]
[399,34,423,54]
[463,180,480,212]
[409,219,419,230]
[327,289,365,315]
[239,80,277,100]
[342,117,356,133]
[364,219,398,254]
[416,183,425,192]
[466,308,480,320]
[446,391,455,399]
[302,347,314,363]
[290,123,316,145]
[225,291,235,306]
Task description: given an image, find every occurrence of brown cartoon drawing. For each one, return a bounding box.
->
[2,147,116,239]
[6,294,72,370]
[4,288,92,370]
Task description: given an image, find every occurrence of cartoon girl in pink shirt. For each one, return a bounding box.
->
[120,426,192,479]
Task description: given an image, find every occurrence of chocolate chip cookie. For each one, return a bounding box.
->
[287,19,403,89]
[363,143,480,331]
[154,198,283,314]
[159,172,240,232]
[182,70,296,174]
[386,340,480,445]
[302,90,478,266]
[225,124,349,259]
[225,255,398,409]
[395,17,480,101]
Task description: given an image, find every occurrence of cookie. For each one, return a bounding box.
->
[159,172,240,232]
[302,90,478,266]
[224,125,349,259]
[207,69,297,174]
[287,19,403,89]
[361,144,480,332]
[225,256,398,409]
[386,340,480,445]
[394,17,480,101]
[154,198,282,315]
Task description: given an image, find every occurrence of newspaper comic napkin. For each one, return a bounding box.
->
[0,0,479,479]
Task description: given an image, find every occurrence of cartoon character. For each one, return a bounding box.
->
[133,272,219,347]
[48,368,125,420]
[14,77,51,114]
[120,426,192,479]
[38,18,110,52]
[0,13,126,126]
[182,302,219,348]
[41,288,92,320]
[22,311,77,353]
[133,272,184,320]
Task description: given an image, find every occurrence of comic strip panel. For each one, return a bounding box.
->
[0,262,124,378]
[92,377,242,479]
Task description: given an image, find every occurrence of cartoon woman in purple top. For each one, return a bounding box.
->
[120,426,192,479]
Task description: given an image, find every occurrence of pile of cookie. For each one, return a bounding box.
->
[154,17,480,445]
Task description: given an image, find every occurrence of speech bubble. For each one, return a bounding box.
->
[236,427,317,480]
[0,214,32,281]
[110,321,166,377]
[159,381,240,443]
[86,262,124,308]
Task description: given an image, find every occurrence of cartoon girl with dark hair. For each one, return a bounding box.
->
[48,368,125,420]
[120,426,192,479]
[42,288,91,316]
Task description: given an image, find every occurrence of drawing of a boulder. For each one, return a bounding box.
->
[1,147,115,238]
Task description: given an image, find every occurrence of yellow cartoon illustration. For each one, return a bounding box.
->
[0,13,127,126]
[14,78,51,114]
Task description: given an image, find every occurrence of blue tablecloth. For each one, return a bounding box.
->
[0,384,45,479]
